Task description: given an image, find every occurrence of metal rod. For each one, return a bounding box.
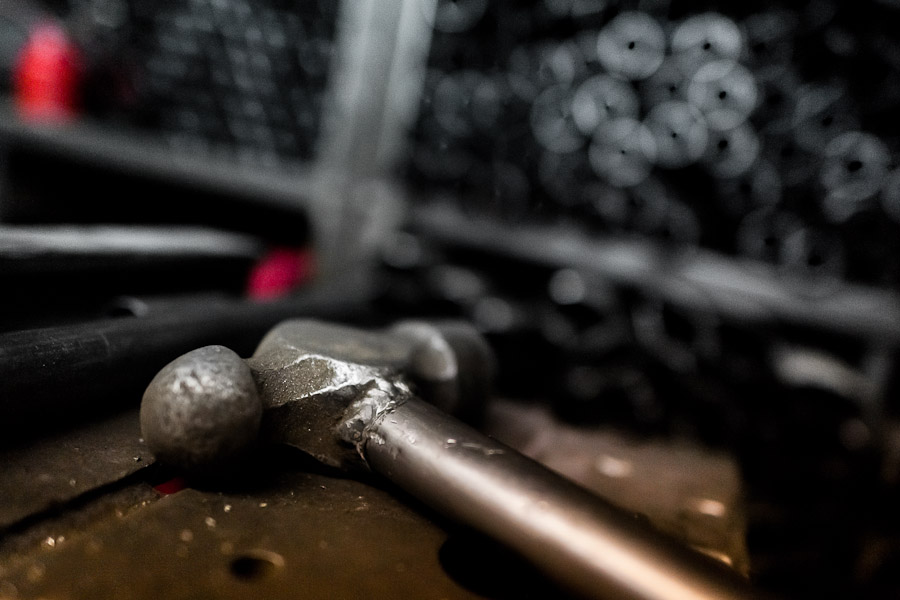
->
[365,398,761,600]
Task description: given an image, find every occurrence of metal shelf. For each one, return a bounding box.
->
[0,102,322,214]
[413,203,900,345]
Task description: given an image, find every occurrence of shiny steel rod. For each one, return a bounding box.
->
[365,398,761,600]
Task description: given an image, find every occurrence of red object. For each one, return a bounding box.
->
[13,22,82,122]
[154,477,187,496]
[246,247,314,300]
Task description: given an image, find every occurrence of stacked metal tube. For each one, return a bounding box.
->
[409,1,900,287]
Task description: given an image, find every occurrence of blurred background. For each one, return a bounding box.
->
[4,0,900,598]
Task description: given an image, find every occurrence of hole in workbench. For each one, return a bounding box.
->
[230,550,284,581]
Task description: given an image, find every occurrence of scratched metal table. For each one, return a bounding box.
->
[0,401,746,599]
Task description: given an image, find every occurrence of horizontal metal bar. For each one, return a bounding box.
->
[0,102,320,214]
[413,203,900,344]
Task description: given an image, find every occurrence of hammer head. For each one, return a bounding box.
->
[140,345,262,472]
[140,319,493,472]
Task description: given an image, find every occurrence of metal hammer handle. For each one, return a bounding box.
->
[365,398,759,600]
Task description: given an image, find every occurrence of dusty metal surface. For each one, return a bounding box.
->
[0,482,160,576]
[0,454,484,600]
[483,399,749,575]
[0,410,151,529]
